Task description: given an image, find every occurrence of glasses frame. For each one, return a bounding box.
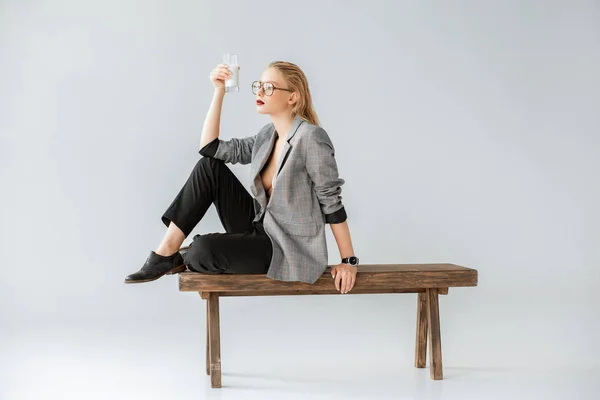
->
[252,80,294,96]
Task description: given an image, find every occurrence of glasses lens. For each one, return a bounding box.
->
[264,83,274,96]
[252,81,260,94]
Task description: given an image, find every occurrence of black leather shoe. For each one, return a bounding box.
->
[124,250,186,284]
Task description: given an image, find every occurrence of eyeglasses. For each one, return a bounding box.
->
[252,80,294,96]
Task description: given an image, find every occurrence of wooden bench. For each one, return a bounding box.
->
[178,263,478,388]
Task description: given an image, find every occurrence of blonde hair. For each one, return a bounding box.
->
[267,61,320,127]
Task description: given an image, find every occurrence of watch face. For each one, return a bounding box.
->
[349,256,358,265]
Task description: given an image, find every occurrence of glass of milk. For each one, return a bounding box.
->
[222,53,239,92]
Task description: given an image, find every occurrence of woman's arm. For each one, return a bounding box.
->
[330,220,355,260]
[305,126,357,293]
[305,127,347,221]
[304,127,354,256]
[199,87,226,150]
[330,220,358,294]
[198,87,257,165]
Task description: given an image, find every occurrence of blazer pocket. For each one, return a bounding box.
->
[279,220,319,236]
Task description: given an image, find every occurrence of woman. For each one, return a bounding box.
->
[124,61,359,293]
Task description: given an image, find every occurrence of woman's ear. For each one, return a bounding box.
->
[288,92,297,106]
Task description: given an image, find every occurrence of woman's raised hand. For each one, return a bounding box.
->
[210,63,239,89]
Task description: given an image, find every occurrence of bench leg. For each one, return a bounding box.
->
[205,296,210,376]
[414,292,428,368]
[426,288,443,380]
[207,292,222,388]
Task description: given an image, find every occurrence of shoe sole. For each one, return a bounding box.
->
[124,264,187,284]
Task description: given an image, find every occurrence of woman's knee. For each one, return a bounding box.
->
[191,157,226,183]
[195,156,224,171]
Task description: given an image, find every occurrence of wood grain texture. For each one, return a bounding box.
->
[205,296,209,376]
[208,293,222,388]
[427,288,443,380]
[199,288,433,298]
[414,292,428,368]
[198,288,450,298]
[180,264,477,293]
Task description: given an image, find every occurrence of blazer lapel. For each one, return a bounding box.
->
[250,115,305,203]
[274,141,291,180]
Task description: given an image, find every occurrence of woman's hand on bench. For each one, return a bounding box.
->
[331,263,357,294]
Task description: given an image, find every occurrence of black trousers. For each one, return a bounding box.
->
[161,156,273,275]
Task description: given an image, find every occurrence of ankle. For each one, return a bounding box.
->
[155,246,179,257]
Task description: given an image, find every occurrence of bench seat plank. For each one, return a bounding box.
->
[180,263,477,293]
[198,288,442,298]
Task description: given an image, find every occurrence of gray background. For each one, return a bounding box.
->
[1,0,599,398]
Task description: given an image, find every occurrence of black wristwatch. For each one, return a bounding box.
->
[341,256,359,266]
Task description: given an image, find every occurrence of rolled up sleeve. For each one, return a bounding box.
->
[199,134,256,165]
[199,137,219,158]
[305,127,348,224]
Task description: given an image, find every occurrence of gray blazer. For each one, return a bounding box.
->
[199,114,347,284]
